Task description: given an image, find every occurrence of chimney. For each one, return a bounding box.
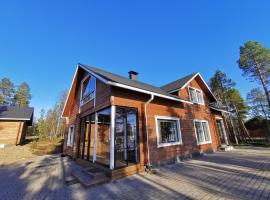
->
[128,71,138,80]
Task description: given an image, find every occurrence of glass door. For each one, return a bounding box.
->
[114,107,138,168]
[216,120,226,144]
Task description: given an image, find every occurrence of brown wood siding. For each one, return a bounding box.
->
[0,121,25,145]
[179,77,211,105]
[64,69,111,157]
[64,68,223,167]
[112,86,222,166]
[112,87,149,167]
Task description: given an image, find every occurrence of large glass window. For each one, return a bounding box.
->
[114,107,138,168]
[155,116,182,148]
[194,120,211,144]
[67,125,74,147]
[96,108,111,166]
[81,76,96,105]
[189,87,204,104]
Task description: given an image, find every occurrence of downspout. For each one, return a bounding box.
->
[145,94,154,169]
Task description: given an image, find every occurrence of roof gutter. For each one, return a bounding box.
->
[210,106,231,114]
[144,94,154,168]
[0,118,31,121]
[107,81,192,104]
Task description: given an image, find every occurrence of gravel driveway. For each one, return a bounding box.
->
[0,146,270,200]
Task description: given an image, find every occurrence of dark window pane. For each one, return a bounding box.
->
[81,76,96,105]
[202,122,210,141]
[158,119,179,144]
[195,121,204,142]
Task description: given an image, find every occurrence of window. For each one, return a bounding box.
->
[189,87,204,104]
[194,120,211,145]
[67,125,75,147]
[155,116,182,148]
[81,76,96,105]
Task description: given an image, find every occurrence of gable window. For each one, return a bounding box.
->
[189,87,204,104]
[155,116,182,148]
[194,120,211,145]
[81,76,96,105]
[67,125,75,147]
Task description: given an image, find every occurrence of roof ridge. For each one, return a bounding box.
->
[160,72,199,92]
[79,63,177,93]
[78,63,193,103]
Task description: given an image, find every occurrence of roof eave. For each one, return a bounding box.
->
[210,106,231,114]
[0,118,31,121]
[167,72,218,102]
[107,81,192,104]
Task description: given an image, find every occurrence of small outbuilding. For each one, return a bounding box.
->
[0,106,34,145]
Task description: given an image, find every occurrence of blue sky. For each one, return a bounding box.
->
[1,0,270,118]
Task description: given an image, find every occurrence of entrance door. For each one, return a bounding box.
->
[114,107,138,168]
[216,119,227,145]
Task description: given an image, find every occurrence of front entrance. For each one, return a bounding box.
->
[78,108,111,167]
[77,106,139,169]
[216,119,228,145]
[114,107,138,168]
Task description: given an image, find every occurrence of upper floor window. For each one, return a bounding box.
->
[155,116,182,148]
[81,76,96,105]
[189,87,204,105]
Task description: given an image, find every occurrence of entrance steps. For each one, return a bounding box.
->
[219,145,234,151]
[70,159,110,188]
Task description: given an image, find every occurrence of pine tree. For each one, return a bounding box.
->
[0,78,15,105]
[247,88,269,119]
[247,88,270,141]
[238,41,270,109]
[209,69,236,105]
[14,82,32,107]
[37,109,46,139]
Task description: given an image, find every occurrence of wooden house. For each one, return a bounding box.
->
[62,64,230,179]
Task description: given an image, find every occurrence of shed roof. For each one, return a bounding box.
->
[0,106,34,125]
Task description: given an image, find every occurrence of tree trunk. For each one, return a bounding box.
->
[256,66,270,109]
[260,102,270,143]
[233,103,252,142]
[224,99,239,144]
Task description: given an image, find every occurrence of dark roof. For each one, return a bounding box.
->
[0,106,34,125]
[79,63,187,101]
[160,72,198,92]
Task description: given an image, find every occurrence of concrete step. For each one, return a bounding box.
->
[71,167,109,188]
[85,167,107,180]
[219,145,234,151]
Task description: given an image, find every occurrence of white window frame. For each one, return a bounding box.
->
[193,119,212,145]
[67,125,75,147]
[80,75,96,106]
[188,86,204,105]
[155,116,183,148]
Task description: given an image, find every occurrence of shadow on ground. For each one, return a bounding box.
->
[0,146,269,200]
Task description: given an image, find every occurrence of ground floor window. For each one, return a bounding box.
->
[67,125,75,147]
[194,120,212,145]
[155,116,182,148]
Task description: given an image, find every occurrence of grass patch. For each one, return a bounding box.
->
[30,138,63,155]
